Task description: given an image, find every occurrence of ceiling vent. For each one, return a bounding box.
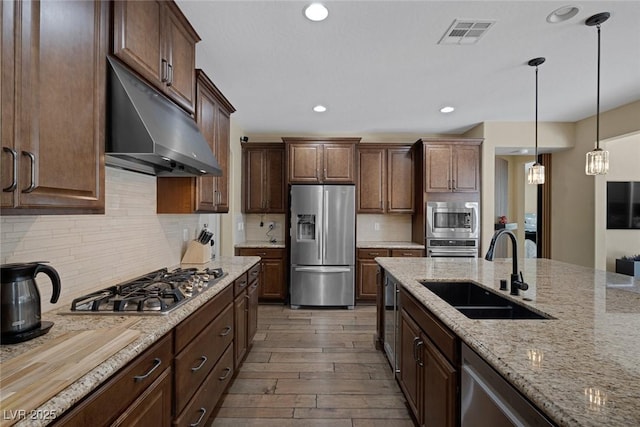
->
[438,19,495,45]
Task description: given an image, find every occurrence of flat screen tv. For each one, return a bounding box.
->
[607,181,640,229]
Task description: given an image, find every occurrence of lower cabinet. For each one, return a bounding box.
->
[53,333,174,427]
[234,262,261,368]
[54,264,261,426]
[357,248,423,302]
[398,288,459,427]
[235,247,286,301]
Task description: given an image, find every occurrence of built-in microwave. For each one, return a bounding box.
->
[426,201,479,240]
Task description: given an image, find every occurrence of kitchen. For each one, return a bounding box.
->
[2,1,640,426]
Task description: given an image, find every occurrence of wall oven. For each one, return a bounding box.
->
[426,202,479,257]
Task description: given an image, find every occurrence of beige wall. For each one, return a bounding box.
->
[555,101,640,268]
[602,133,640,271]
[221,119,246,256]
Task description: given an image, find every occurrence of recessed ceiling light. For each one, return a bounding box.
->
[304,3,328,22]
[313,105,327,113]
[440,106,455,113]
[547,6,580,23]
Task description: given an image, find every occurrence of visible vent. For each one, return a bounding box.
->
[439,19,495,45]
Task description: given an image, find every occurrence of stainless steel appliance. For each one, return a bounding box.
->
[383,273,400,373]
[69,267,226,315]
[461,343,553,426]
[1,262,61,344]
[426,201,479,257]
[289,185,355,308]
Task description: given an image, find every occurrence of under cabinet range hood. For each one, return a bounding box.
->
[106,57,222,177]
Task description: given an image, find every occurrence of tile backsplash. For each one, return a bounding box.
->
[0,167,212,313]
[356,214,413,242]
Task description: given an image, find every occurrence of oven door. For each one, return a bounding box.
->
[427,247,478,258]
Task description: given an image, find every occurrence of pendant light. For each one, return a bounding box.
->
[585,12,610,175]
[527,57,545,185]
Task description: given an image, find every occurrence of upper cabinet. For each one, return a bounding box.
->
[420,139,481,193]
[242,143,286,213]
[283,138,359,184]
[1,0,107,214]
[358,145,414,214]
[112,0,199,113]
[157,70,235,214]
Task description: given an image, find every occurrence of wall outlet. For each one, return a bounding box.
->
[267,221,275,230]
[374,223,380,231]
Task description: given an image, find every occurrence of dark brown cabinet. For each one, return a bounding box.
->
[357,145,414,213]
[235,247,287,301]
[233,263,260,369]
[112,0,199,113]
[53,334,173,427]
[357,248,423,302]
[1,0,106,214]
[424,143,480,193]
[242,143,286,213]
[283,138,359,184]
[398,288,458,427]
[157,70,235,214]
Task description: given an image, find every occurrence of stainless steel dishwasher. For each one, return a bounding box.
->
[461,344,554,427]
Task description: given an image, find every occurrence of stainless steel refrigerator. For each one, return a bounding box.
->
[290,185,355,309]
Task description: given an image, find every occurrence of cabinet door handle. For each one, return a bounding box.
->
[452,179,456,190]
[412,337,420,363]
[2,147,17,192]
[21,151,36,193]
[218,367,232,381]
[167,63,173,86]
[161,59,168,82]
[447,179,451,190]
[133,357,161,382]
[191,355,208,372]
[220,326,232,336]
[416,340,425,367]
[189,408,207,427]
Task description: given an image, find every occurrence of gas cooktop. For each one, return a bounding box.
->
[69,267,226,315]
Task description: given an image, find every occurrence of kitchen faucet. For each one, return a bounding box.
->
[485,229,529,296]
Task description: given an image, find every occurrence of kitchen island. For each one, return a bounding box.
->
[376,256,640,426]
[0,256,260,427]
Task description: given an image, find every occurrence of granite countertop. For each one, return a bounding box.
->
[235,240,286,249]
[375,256,640,427]
[0,256,260,427]
[357,241,425,250]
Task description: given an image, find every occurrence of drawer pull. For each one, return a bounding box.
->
[368,252,380,256]
[218,367,232,381]
[256,252,266,256]
[189,408,207,427]
[220,326,232,336]
[133,357,161,382]
[191,355,208,372]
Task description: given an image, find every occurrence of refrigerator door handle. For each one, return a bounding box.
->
[293,266,352,273]
[324,189,329,262]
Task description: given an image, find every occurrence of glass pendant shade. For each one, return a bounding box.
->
[585,148,609,175]
[528,163,545,184]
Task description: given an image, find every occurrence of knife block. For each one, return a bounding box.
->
[181,241,211,264]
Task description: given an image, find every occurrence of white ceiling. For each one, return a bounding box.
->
[176,1,640,138]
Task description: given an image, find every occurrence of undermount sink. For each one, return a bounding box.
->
[419,281,552,320]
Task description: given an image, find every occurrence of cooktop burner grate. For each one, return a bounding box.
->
[70,267,226,314]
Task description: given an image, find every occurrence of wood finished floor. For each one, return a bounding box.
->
[211,304,414,427]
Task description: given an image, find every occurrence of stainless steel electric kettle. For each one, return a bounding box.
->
[1,262,61,344]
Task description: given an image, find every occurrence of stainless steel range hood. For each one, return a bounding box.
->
[106,57,222,177]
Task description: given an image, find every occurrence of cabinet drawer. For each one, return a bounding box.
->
[357,248,390,260]
[391,249,424,257]
[248,262,261,284]
[238,247,283,259]
[174,304,234,414]
[173,344,234,427]
[54,333,173,427]
[234,272,249,296]
[400,289,458,365]
[174,285,233,353]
